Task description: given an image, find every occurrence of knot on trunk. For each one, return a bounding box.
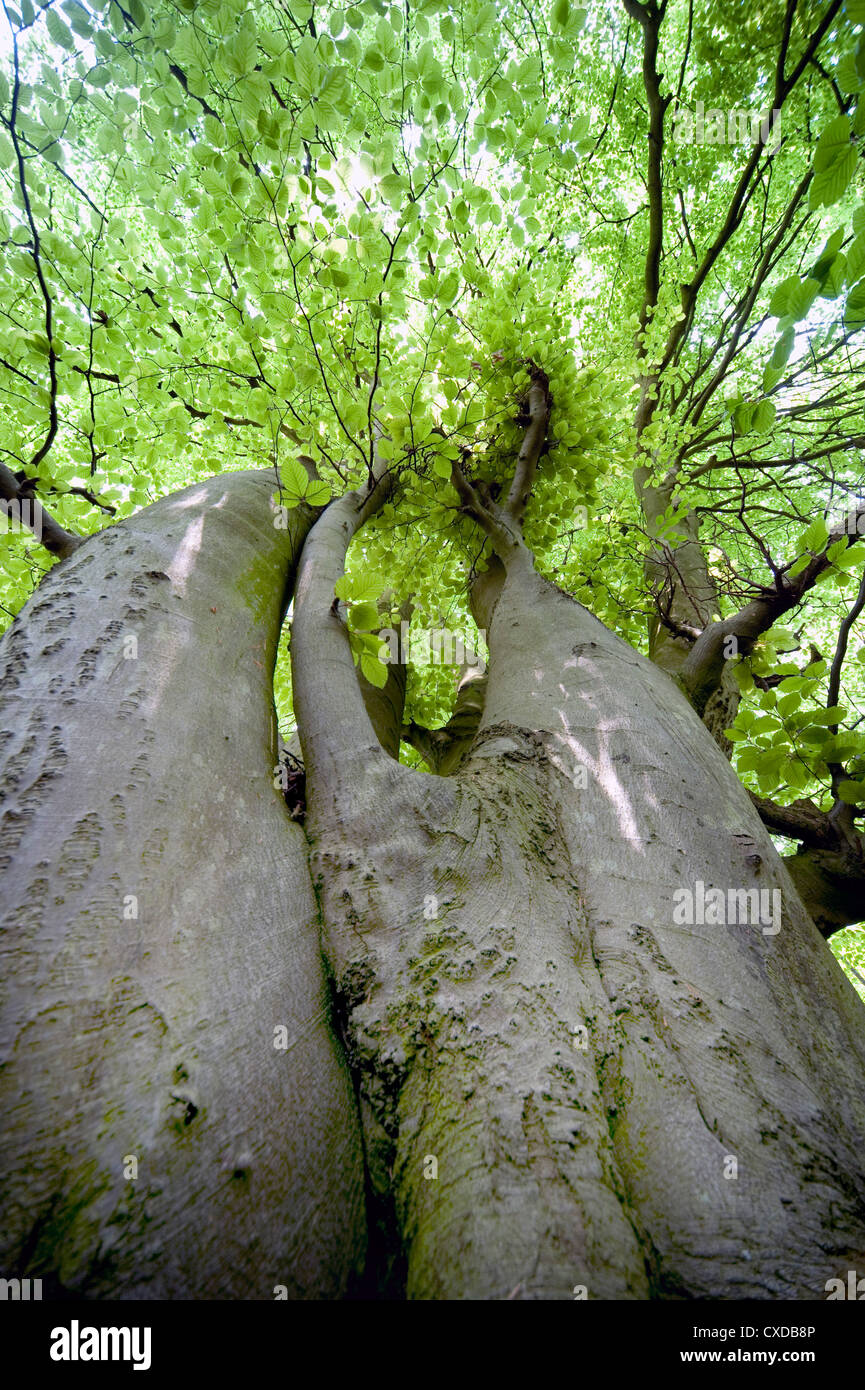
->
[279,748,306,822]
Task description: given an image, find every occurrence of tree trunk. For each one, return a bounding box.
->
[293,504,865,1299]
[5,464,865,1302]
[0,470,366,1299]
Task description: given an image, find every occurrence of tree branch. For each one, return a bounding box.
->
[5,14,58,474]
[749,790,839,851]
[623,0,669,359]
[0,461,82,559]
[679,507,865,715]
[290,459,397,805]
[504,366,551,524]
[750,789,865,937]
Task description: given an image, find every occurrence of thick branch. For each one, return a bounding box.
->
[357,655,408,761]
[623,0,669,357]
[826,567,865,794]
[451,462,526,563]
[290,464,396,803]
[784,842,865,938]
[749,791,839,851]
[679,507,865,715]
[750,791,865,936]
[0,461,82,560]
[504,367,551,523]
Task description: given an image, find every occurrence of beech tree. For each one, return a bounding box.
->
[2,0,865,1301]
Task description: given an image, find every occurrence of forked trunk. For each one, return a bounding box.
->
[294,524,865,1299]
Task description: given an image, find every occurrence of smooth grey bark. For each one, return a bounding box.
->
[634,478,743,753]
[293,497,865,1299]
[0,470,366,1298]
[358,660,408,761]
[281,658,407,770]
[4,458,864,1302]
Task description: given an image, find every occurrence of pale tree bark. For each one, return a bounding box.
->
[291,424,865,1300]
[0,469,366,1298]
[3,455,865,1301]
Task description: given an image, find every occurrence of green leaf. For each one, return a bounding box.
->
[46,7,76,50]
[769,274,816,324]
[802,517,829,551]
[304,479,331,507]
[733,402,755,435]
[799,725,832,745]
[751,400,776,434]
[349,601,380,631]
[828,539,850,563]
[280,457,310,502]
[814,117,852,174]
[734,746,762,772]
[809,705,848,725]
[439,271,460,304]
[379,173,405,206]
[845,277,865,330]
[334,573,385,603]
[817,253,848,299]
[837,780,865,805]
[360,651,389,687]
[810,146,857,209]
[847,232,865,287]
[787,277,821,321]
[776,692,801,718]
[65,2,93,40]
[838,51,865,92]
[769,276,798,318]
[772,325,795,367]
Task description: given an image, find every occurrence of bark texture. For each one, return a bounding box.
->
[784,842,865,940]
[0,470,365,1298]
[294,506,865,1299]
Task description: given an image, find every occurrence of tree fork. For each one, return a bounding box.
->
[296,460,865,1295]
